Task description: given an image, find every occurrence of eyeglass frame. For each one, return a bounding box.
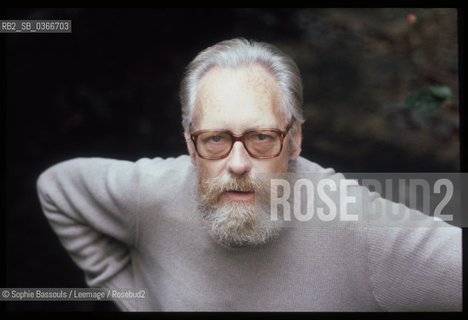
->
[190,121,294,160]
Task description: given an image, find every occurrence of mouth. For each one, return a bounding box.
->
[223,190,255,202]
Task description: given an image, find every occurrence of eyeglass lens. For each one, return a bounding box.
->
[196,130,281,159]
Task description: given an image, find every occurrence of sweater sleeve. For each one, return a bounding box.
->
[36,157,144,287]
[365,192,462,311]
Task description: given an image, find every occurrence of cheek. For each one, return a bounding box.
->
[253,153,290,174]
[273,156,290,172]
[272,141,293,170]
[196,159,225,180]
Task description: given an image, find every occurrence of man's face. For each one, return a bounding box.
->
[185,64,301,247]
[190,64,300,182]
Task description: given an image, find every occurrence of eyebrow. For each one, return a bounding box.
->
[193,124,282,134]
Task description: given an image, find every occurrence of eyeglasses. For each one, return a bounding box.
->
[190,122,293,160]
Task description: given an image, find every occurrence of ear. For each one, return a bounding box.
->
[184,129,197,166]
[289,123,302,161]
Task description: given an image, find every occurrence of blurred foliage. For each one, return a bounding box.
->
[399,85,453,112]
[289,8,459,172]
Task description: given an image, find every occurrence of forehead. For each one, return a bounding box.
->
[194,64,284,131]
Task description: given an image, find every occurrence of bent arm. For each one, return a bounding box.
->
[36,157,142,287]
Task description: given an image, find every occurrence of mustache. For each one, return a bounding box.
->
[199,174,269,205]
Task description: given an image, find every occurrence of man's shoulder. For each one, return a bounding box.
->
[293,156,336,175]
[135,154,192,170]
[135,155,196,187]
[134,154,193,179]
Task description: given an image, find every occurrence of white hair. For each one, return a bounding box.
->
[180,38,304,132]
[197,172,284,248]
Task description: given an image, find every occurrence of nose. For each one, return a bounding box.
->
[226,141,253,176]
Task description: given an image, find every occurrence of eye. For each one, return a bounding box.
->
[255,133,269,141]
[210,135,223,142]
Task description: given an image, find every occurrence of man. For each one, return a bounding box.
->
[37,38,461,311]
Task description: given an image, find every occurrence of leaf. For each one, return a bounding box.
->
[428,85,453,99]
[449,62,458,71]
[399,89,445,113]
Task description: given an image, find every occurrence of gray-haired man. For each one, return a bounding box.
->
[37,38,461,311]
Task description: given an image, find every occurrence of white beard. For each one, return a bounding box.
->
[197,173,284,248]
